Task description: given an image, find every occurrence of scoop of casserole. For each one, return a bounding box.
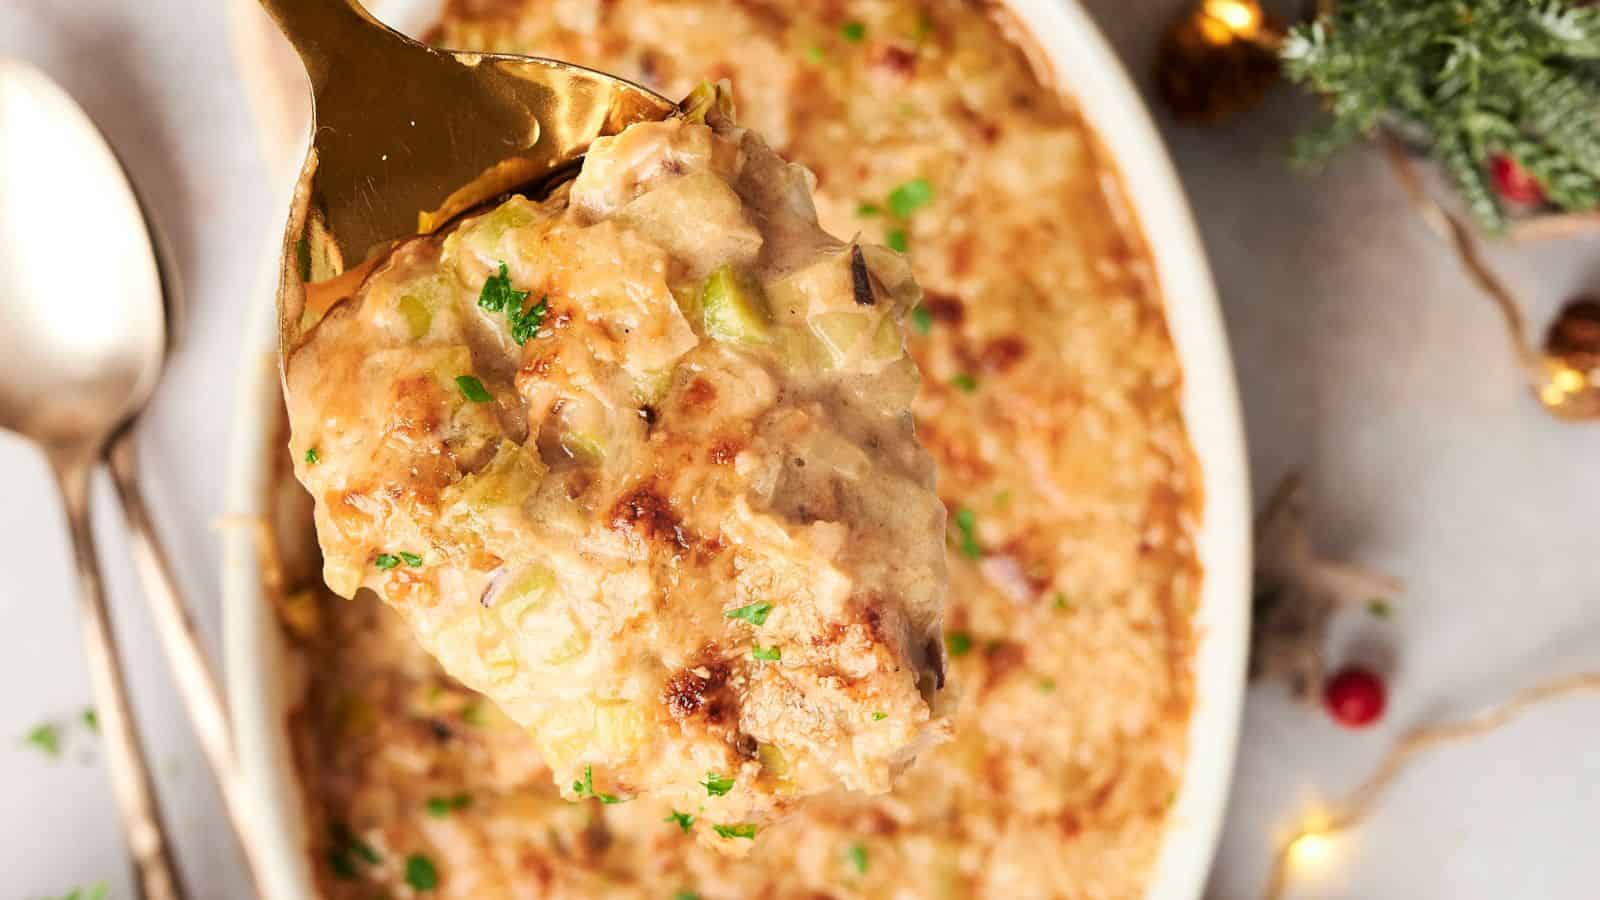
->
[284,85,949,842]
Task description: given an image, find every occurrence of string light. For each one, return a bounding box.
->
[1201,0,1265,39]
[1260,672,1600,900]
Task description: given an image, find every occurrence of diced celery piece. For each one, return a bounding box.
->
[757,742,792,779]
[680,81,734,124]
[461,200,540,259]
[397,293,433,339]
[560,431,605,463]
[451,441,546,514]
[701,265,772,344]
[870,314,904,362]
[812,312,874,364]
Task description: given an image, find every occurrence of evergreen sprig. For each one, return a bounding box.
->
[1283,0,1600,231]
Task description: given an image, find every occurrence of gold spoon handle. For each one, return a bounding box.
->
[255,0,386,86]
[48,448,187,900]
[106,433,270,894]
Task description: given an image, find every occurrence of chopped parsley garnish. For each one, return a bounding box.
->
[674,892,702,900]
[714,823,758,839]
[841,21,867,42]
[82,707,98,732]
[23,722,61,757]
[1038,677,1057,693]
[665,810,696,833]
[510,296,548,345]
[945,631,973,657]
[373,554,401,571]
[1054,593,1071,611]
[404,853,439,891]
[950,373,978,393]
[885,228,909,253]
[872,711,888,721]
[304,447,319,465]
[952,507,982,560]
[846,842,870,875]
[477,262,528,314]
[702,771,735,796]
[425,793,472,817]
[477,262,547,345]
[910,305,932,334]
[328,821,380,879]
[724,601,773,626]
[398,551,425,568]
[752,645,782,661]
[807,45,826,63]
[856,202,882,217]
[887,178,933,218]
[572,764,628,804]
[455,374,493,403]
[1368,599,1392,620]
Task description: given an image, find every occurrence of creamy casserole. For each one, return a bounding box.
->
[284,89,950,837]
[263,0,1202,897]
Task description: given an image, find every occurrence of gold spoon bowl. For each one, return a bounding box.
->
[259,0,677,365]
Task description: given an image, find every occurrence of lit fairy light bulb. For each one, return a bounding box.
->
[1202,0,1264,38]
[1156,0,1281,123]
[1536,298,1600,419]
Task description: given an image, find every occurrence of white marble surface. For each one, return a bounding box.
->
[2,1,1597,898]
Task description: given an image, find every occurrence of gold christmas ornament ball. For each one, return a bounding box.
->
[1536,298,1600,420]
[1156,0,1284,124]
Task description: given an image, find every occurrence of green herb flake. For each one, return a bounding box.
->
[856,201,883,217]
[945,631,973,657]
[405,853,439,891]
[872,711,888,721]
[399,551,425,568]
[846,842,870,875]
[1054,593,1071,611]
[1368,599,1393,620]
[666,810,696,833]
[329,821,380,878]
[674,891,702,900]
[910,305,932,334]
[724,601,773,626]
[887,178,934,218]
[841,21,867,42]
[950,373,978,393]
[425,793,472,817]
[82,707,98,733]
[304,447,320,465]
[752,645,782,661]
[509,295,548,345]
[885,228,909,253]
[713,823,758,840]
[702,771,736,797]
[374,554,402,571]
[455,374,493,403]
[572,764,628,804]
[1038,677,1057,693]
[477,262,529,314]
[806,44,826,63]
[952,507,982,560]
[24,722,61,757]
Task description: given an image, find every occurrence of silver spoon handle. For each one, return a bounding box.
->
[49,449,187,900]
[107,433,270,893]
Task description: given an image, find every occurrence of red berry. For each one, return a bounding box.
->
[1323,666,1386,728]
[1490,154,1546,206]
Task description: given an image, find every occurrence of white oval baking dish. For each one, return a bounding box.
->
[222,3,1251,897]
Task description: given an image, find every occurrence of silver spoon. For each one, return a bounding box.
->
[0,59,260,900]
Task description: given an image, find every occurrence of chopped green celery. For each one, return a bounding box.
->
[776,328,828,371]
[559,431,605,463]
[397,293,433,339]
[812,312,874,364]
[453,441,545,513]
[461,200,540,258]
[700,266,772,344]
[757,742,792,779]
[495,565,557,628]
[681,81,734,124]
[634,369,673,405]
[671,281,702,324]
[870,315,904,361]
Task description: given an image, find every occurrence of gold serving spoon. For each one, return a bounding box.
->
[258,0,677,365]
